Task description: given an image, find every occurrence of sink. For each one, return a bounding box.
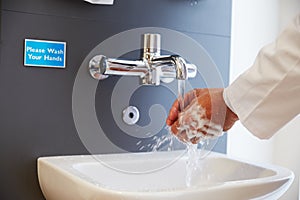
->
[37,151,294,200]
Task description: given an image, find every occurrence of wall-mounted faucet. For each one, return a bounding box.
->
[89,33,197,85]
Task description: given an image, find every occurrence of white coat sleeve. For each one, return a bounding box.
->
[223,15,300,139]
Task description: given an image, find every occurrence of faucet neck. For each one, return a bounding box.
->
[143,33,161,61]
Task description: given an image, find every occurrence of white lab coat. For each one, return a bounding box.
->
[223,15,300,139]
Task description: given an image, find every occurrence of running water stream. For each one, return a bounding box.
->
[185,143,199,187]
[177,79,202,188]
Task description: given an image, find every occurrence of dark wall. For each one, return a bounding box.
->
[0,0,231,199]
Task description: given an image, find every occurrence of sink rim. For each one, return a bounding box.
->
[37,150,294,195]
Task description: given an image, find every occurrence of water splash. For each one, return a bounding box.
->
[135,127,176,152]
[189,0,199,6]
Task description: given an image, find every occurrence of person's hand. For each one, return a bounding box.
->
[166,88,238,144]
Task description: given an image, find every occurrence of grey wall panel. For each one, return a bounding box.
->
[0,0,231,199]
[2,0,231,36]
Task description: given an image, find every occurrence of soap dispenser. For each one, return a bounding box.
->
[84,0,114,5]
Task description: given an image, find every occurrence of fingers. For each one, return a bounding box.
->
[168,106,223,144]
[166,89,201,126]
[166,101,180,126]
[170,120,179,135]
[170,121,216,144]
[170,120,191,143]
[190,137,200,144]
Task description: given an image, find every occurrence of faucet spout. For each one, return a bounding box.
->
[151,55,197,82]
[152,55,192,80]
[172,56,188,80]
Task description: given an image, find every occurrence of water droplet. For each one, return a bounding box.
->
[189,0,199,6]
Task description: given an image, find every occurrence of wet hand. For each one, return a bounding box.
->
[166,88,238,144]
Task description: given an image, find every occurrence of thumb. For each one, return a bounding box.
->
[171,120,179,135]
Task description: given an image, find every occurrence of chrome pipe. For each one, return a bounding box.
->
[88,33,197,85]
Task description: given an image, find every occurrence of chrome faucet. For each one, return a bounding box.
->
[89,33,197,85]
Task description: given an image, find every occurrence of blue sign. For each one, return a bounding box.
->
[24,39,66,68]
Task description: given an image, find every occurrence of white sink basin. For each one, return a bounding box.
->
[38,151,294,200]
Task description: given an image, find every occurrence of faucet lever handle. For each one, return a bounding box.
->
[89,55,109,80]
